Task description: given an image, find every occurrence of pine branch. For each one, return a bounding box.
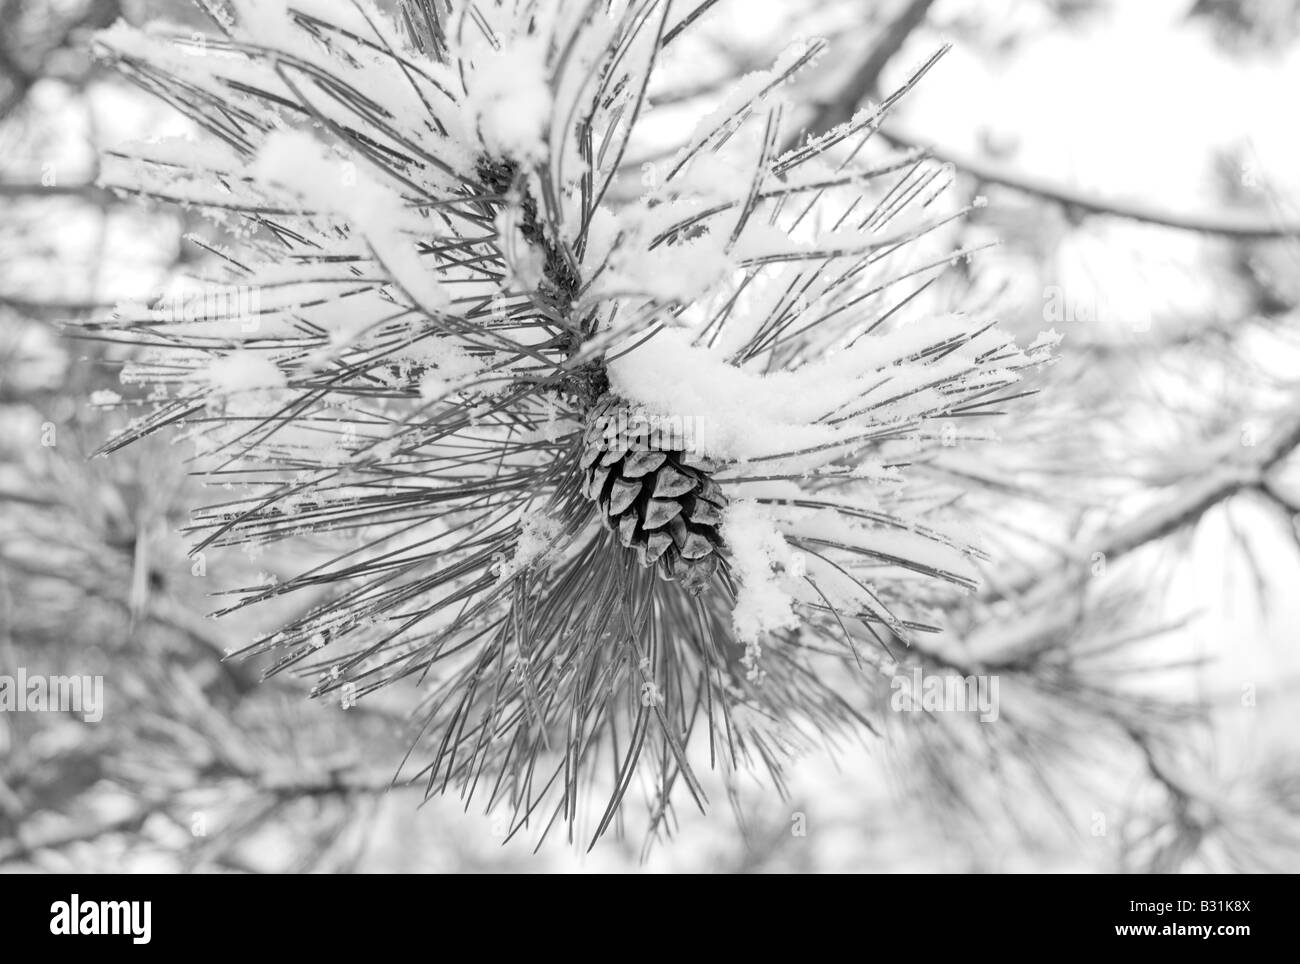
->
[80,0,1061,845]
[880,128,1300,239]
[661,0,724,48]
[0,292,115,318]
[782,0,939,153]
[0,804,162,864]
[940,403,1300,668]
[0,182,116,202]
[0,770,408,864]
[1027,404,1300,595]
[780,0,1299,240]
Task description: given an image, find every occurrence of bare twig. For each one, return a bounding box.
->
[781,0,1300,239]
[880,127,1300,239]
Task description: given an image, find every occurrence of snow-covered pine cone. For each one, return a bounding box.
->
[580,393,727,594]
[88,0,1058,844]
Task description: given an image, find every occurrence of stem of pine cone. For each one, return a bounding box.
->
[476,156,609,411]
[473,162,728,595]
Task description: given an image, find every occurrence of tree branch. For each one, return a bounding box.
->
[783,0,1299,240]
[785,0,939,153]
[0,769,410,864]
[880,127,1300,239]
[0,181,116,203]
[935,404,1300,668]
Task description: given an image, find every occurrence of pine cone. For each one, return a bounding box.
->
[579,394,727,594]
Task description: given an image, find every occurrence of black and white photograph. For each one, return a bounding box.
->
[0,0,1296,894]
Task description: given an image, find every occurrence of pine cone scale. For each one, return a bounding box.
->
[580,393,727,593]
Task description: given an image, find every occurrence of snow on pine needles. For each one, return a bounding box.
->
[87,0,1054,845]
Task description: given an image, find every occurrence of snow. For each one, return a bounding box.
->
[497,513,567,580]
[667,42,817,180]
[89,0,1058,789]
[252,131,450,315]
[206,351,287,392]
[609,329,841,461]
[607,315,1035,472]
[723,500,801,647]
[462,35,553,163]
[416,347,481,399]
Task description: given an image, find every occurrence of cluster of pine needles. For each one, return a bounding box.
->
[82,0,1052,846]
